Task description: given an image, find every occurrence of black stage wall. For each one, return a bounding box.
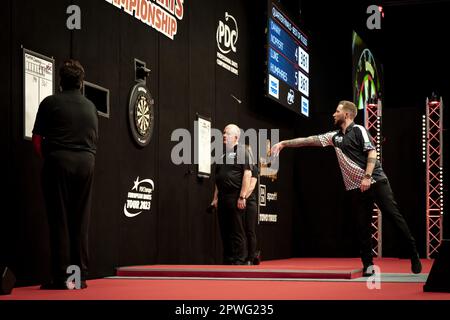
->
[2,0,444,286]
[5,0,73,285]
[2,0,300,285]
[0,0,12,272]
[291,0,360,257]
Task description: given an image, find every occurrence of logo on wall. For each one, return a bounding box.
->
[216,12,239,75]
[104,0,185,40]
[259,184,267,207]
[128,82,155,147]
[258,177,278,223]
[267,192,278,202]
[268,74,279,99]
[301,96,309,117]
[123,177,155,218]
[287,89,295,105]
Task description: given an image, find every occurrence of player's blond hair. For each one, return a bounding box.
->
[339,100,357,119]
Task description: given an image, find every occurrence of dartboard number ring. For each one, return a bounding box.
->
[128,83,155,147]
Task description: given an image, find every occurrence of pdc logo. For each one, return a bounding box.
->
[287,89,295,105]
[216,12,238,54]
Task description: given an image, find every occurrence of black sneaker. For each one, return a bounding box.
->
[362,264,375,277]
[411,253,422,274]
[253,250,261,265]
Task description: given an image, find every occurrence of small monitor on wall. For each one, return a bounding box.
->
[83,81,110,118]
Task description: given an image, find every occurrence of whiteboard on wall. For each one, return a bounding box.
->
[197,115,211,178]
[23,48,55,140]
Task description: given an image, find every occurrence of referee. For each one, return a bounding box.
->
[211,124,253,265]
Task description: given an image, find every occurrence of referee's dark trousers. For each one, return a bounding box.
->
[244,197,258,261]
[218,193,247,265]
[42,150,95,283]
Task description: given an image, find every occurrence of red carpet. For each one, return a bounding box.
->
[2,279,450,300]
[2,258,450,300]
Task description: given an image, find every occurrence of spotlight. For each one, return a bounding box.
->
[429,92,440,106]
[367,96,378,108]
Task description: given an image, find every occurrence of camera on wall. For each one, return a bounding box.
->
[135,59,150,83]
[136,66,151,81]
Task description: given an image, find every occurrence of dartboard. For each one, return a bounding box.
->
[128,83,155,147]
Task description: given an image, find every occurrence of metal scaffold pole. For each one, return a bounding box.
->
[425,96,444,258]
[365,98,383,257]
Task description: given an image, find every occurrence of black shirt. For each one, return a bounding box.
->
[317,122,386,190]
[33,89,99,156]
[246,165,259,201]
[215,144,253,196]
[247,150,259,201]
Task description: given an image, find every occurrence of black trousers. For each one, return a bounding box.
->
[244,197,258,261]
[42,150,95,282]
[349,178,417,266]
[218,193,247,264]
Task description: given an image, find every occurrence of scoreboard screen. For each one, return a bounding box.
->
[266,0,310,117]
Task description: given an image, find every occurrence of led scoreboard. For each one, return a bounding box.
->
[266,1,310,117]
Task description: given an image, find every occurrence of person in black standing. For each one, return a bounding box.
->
[271,100,422,276]
[32,59,98,289]
[243,145,260,265]
[211,124,252,265]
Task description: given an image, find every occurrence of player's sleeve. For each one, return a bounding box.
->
[355,125,376,152]
[316,131,337,147]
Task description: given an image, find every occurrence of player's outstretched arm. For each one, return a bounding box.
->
[271,136,321,157]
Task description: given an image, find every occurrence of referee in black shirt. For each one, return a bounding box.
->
[271,100,422,276]
[211,124,253,265]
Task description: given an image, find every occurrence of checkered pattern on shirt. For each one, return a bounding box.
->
[317,131,375,191]
[317,131,337,147]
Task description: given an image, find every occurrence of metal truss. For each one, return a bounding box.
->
[425,98,444,258]
[364,99,383,257]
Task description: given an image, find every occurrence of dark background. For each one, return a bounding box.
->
[0,0,448,286]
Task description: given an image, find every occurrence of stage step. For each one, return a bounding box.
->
[116,263,363,280]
